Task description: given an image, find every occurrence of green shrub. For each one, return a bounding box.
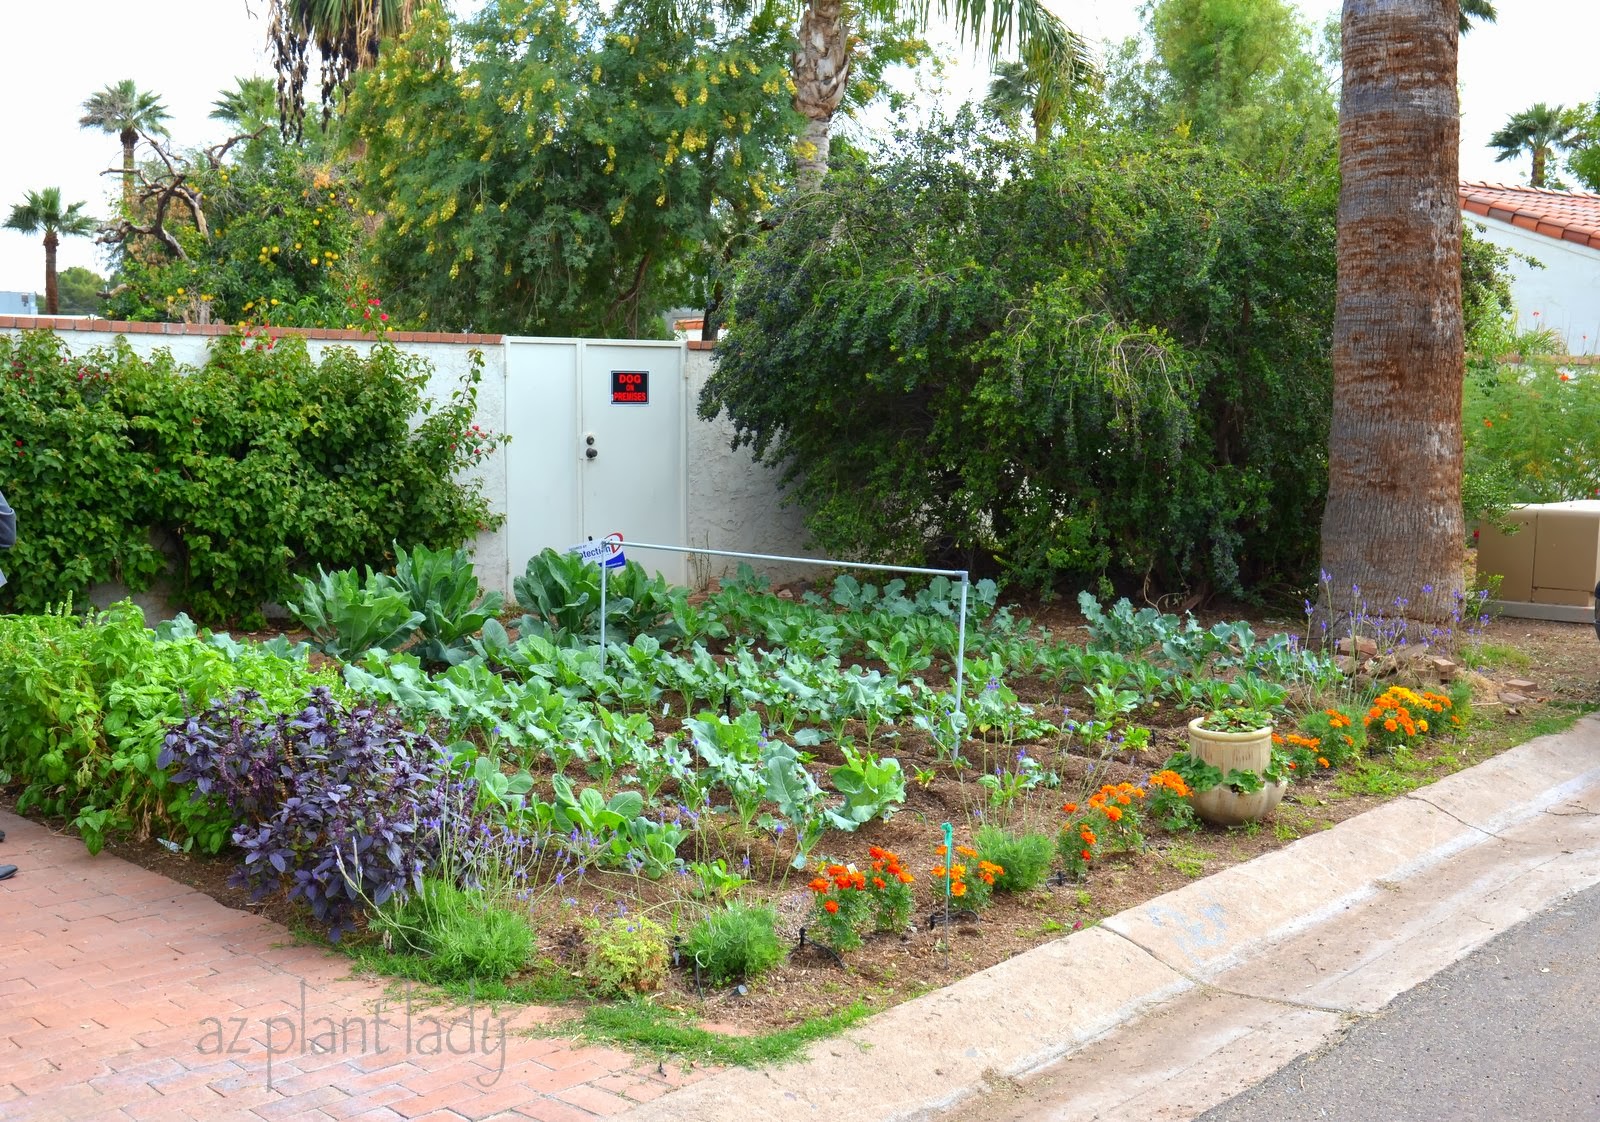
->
[581,914,671,997]
[0,330,502,626]
[371,878,535,982]
[703,117,1336,596]
[0,601,341,853]
[974,826,1054,893]
[681,903,786,986]
[1464,340,1600,510]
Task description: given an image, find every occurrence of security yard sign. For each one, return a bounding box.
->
[567,533,626,568]
[610,369,649,405]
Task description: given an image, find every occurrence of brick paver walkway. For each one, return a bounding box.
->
[0,810,711,1121]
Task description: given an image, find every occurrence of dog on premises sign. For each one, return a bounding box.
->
[611,369,648,405]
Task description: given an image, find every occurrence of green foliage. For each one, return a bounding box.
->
[1105,0,1338,175]
[287,565,424,660]
[0,330,501,624]
[704,116,1336,597]
[681,902,786,985]
[825,745,906,830]
[1464,353,1600,507]
[0,601,341,853]
[574,999,871,1067]
[346,0,802,336]
[103,143,378,330]
[513,549,686,644]
[50,267,106,315]
[973,825,1053,892]
[390,541,506,665]
[371,878,536,982]
[580,914,671,997]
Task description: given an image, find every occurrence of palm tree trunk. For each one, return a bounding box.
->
[1531,145,1546,188]
[121,128,137,213]
[1321,0,1464,623]
[43,231,60,315]
[792,0,851,190]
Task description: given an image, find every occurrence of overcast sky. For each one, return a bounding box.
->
[3,0,1597,296]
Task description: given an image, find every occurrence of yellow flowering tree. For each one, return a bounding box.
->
[346,0,801,337]
[103,134,372,329]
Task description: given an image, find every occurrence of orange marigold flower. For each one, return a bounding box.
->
[1318,757,1330,768]
[1080,828,1097,845]
[1384,718,1398,733]
[872,877,887,890]
[1104,805,1123,822]
[824,899,839,914]
[898,872,915,884]
[1418,719,1429,733]
[951,882,968,897]
[932,865,947,879]
[1062,802,1078,814]
[1080,849,1093,861]
[957,845,978,859]
[808,877,829,893]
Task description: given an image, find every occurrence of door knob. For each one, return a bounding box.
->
[585,447,598,460]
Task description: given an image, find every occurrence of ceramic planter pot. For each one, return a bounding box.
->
[1186,717,1287,826]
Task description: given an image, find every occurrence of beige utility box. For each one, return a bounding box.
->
[1477,500,1600,620]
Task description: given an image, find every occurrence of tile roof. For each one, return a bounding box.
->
[1460,181,1600,252]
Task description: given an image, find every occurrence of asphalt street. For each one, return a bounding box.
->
[1196,880,1600,1122]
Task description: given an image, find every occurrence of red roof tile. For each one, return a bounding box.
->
[1460,181,1600,252]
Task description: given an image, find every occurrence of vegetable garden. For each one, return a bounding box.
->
[0,544,1484,1035]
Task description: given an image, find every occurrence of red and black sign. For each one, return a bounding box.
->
[611,369,649,405]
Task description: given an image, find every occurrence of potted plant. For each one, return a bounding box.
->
[1183,707,1288,826]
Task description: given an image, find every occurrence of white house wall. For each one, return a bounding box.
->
[685,346,814,587]
[1466,216,1600,354]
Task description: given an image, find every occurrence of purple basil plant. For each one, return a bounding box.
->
[161,687,483,939]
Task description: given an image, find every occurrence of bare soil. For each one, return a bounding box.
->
[14,599,1599,1039]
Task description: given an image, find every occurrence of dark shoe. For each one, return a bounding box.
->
[0,829,6,842]
[0,865,15,881]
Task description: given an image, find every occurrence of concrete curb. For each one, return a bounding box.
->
[625,714,1600,1122]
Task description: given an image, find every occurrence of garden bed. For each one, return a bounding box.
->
[10,567,1591,1044]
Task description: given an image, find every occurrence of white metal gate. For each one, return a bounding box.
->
[502,338,688,586]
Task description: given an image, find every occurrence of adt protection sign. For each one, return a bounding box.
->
[567,533,626,568]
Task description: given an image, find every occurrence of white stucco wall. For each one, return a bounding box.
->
[685,346,813,586]
[1466,216,1600,354]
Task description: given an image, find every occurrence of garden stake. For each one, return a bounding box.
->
[954,573,968,741]
[599,552,607,673]
[941,820,954,970]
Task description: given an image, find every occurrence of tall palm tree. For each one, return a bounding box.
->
[210,76,280,135]
[79,81,170,213]
[984,34,1101,144]
[1489,102,1584,188]
[1321,0,1491,623]
[787,0,1094,186]
[4,189,98,315]
[267,0,420,139]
